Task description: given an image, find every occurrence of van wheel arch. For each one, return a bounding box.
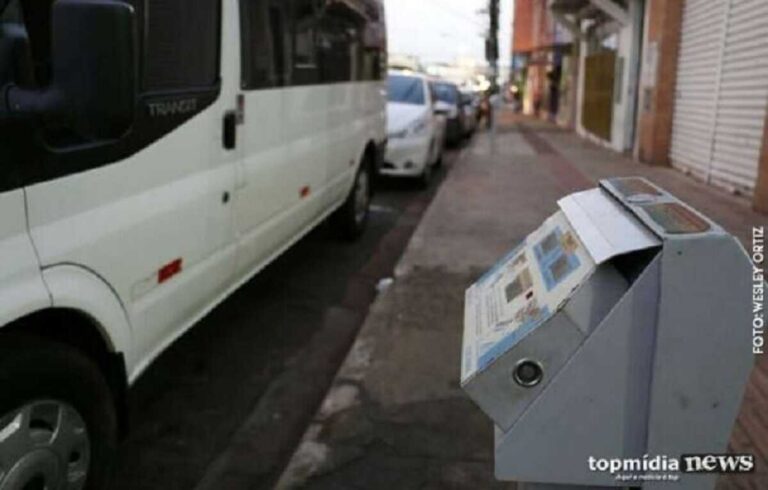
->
[0,308,129,436]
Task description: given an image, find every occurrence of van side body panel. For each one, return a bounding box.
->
[41,264,132,360]
[24,0,243,379]
[327,81,386,205]
[0,191,52,327]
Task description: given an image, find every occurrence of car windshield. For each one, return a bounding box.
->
[433,83,458,105]
[387,75,425,105]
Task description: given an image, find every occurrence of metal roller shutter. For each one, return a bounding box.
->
[671,0,768,194]
[670,0,726,182]
[710,0,768,192]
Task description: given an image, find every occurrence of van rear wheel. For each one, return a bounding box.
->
[332,157,372,240]
[0,336,118,490]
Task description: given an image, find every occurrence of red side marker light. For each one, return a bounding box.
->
[300,186,310,198]
[158,258,183,284]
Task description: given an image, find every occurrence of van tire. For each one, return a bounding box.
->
[332,158,372,240]
[0,335,118,490]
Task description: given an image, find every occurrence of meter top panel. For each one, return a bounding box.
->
[461,211,595,383]
[600,177,724,238]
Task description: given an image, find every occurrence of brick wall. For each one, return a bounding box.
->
[513,0,554,54]
[636,0,683,166]
[513,0,534,53]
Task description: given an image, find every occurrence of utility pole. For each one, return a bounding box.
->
[485,0,501,140]
[486,0,500,94]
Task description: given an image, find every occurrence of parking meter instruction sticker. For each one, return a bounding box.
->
[476,242,525,287]
[534,228,582,291]
[462,211,596,382]
[504,268,532,302]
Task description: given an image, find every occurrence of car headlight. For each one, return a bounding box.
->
[389,117,429,139]
[389,127,409,139]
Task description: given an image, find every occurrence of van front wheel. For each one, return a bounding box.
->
[332,158,372,241]
[0,336,118,490]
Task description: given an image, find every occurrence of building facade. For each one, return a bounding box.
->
[511,0,575,125]
[513,0,768,212]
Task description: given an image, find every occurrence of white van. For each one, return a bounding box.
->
[0,0,386,487]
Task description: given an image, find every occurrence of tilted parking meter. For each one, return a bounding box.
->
[461,178,753,489]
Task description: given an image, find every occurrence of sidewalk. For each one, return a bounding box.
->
[277,109,768,489]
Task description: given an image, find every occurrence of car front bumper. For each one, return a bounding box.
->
[381,135,431,177]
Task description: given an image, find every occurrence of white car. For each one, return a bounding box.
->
[0,0,386,487]
[382,71,446,186]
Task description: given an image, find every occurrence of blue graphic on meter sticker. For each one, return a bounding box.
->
[534,227,581,291]
[477,241,525,287]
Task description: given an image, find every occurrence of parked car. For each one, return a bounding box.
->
[0,0,387,487]
[461,91,479,136]
[383,71,447,187]
[431,80,465,146]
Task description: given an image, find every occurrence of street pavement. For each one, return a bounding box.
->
[276,108,768,490]
[112,149,461,490]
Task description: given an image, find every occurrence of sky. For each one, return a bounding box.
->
[384,0,512,70]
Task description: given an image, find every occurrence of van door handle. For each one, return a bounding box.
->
[223,111,237,150]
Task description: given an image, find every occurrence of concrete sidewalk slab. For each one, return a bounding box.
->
[276,110,768,490]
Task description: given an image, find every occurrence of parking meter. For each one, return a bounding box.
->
[461,178,753,489]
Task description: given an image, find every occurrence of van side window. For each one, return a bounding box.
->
[0,0,19,21]
[318,5,357,83]
[0,0,26,86]
[241,0,385,89]
[240,0,289,89]
[0,0,21,28]
[361,48,382,82]
[2,0,52,87]
[143,0,220,91]
[359,4,385,81]
[292,0,319,85]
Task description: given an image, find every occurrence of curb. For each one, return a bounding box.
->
[274,142,474,489]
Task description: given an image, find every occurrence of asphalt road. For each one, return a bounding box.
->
[112,144,465,490]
